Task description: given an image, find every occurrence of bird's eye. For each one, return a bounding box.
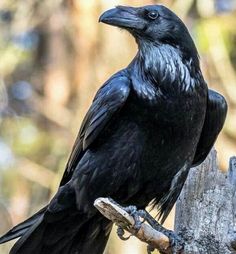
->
[148,11,159,20]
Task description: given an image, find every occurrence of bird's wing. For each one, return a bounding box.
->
[60,72,131,186]
[155,89,227,223]
[192,89,227,167]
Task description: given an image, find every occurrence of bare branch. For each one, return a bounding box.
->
[94,197,172,254]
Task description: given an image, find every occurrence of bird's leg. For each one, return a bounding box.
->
[135,209,167,233]
[116,204,183,253]
[137,209,184,254]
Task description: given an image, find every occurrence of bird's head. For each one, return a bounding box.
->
[99,5,199,64]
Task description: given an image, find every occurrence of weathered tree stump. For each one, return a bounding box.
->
[175,149,236,254]
[95,149,236,253]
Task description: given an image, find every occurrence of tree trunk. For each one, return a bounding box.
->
[175,149,236,254]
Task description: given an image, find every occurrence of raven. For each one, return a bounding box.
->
[0,5,227,254]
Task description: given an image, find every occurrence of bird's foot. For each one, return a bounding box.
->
[135,209,183,254]
[164,230,184,254]
[116,205,142,241]
[118,205,183,253]
[123,205,144,232]
[116,227,130,241]
[134,209,166,232]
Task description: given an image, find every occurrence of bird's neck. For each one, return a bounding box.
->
[129,41,204,103]
[138,42,200,85]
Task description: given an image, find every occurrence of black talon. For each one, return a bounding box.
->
[136,209,149,223]
[124,205,143,232]
[116,227,131,241]
[165,231,184,254]
[132,212,142,231]
[116,205,143,242]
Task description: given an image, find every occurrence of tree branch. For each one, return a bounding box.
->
[94,197,173,254]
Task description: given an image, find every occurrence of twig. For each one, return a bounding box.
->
[94,197,173,254]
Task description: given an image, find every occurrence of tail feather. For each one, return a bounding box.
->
[39,215,112,254]
[10,215,45,254]
[71,215,112,254]
[155,165,190,224]
[0,182,112,254]
[2,209,112,254]
[0,206,47,244]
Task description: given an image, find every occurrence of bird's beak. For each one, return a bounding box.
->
[99,6,144,30]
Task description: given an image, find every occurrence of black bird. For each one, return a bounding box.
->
[0,5,227,254]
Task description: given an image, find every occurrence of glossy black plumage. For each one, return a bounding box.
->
[0,5,227,254]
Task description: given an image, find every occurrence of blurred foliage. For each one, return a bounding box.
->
[0,0,236,253]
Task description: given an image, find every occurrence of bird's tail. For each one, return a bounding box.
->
[0,205,112,254]
[0,205,47,244]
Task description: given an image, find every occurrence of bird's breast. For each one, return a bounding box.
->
[123,83,207,175]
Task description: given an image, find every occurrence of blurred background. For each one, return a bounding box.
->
[0,0,235,253]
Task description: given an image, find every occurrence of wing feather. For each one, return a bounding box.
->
[192,89,227,167]
[155,89,227,223]
[60,72,131,186]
